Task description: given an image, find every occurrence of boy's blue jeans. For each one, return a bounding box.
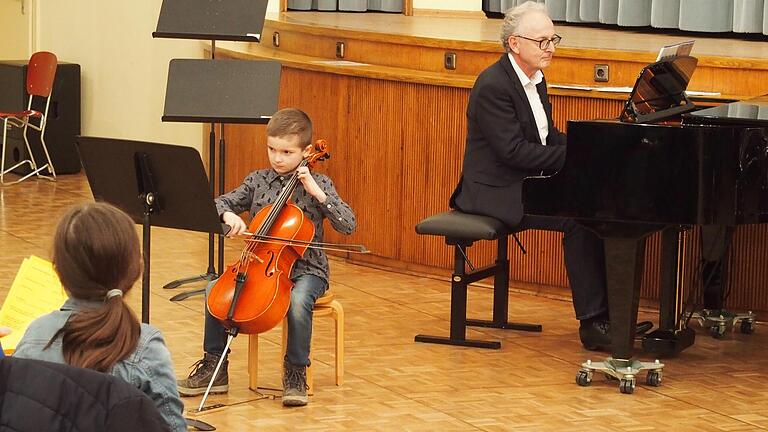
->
[203,274,327,367]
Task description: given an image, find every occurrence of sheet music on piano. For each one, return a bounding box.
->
[656,40,695,62]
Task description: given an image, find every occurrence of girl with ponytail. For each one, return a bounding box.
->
[13,202,185,431]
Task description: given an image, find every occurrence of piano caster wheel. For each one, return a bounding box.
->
[576,369,592,387]
[646,370,662,387]
[619,378,635,394]
[710,324,726,339]
[740,319,755,335]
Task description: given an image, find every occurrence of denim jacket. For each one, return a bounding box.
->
[12,298,186,432]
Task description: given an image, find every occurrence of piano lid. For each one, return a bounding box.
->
[620,55,698,124]
[683,94,768,127]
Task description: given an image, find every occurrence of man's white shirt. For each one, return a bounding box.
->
[508,53,549,146]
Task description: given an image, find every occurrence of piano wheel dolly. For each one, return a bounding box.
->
[576,358,664,394]
[688,309,757,338]
[413,210,541,349]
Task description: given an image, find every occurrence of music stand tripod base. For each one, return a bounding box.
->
[164,273,216,289]
[689,309,757,338]
[170,288,207,302]
[575,357,664,394]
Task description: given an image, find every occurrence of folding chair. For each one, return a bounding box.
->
[0,51,58,185]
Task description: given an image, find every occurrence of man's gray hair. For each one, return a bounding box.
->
[501,1,549,53]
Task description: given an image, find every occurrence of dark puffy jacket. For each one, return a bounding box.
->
[0,357,170,432]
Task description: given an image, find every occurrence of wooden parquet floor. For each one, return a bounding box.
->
[1,173,767,431]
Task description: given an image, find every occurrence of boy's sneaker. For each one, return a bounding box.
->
[282,361,308,407]
[177,352,229,397]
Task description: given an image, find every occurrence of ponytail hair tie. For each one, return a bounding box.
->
[105,289,123,300]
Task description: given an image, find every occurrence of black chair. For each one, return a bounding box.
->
[414,210,542,349]
[0,357,170,432]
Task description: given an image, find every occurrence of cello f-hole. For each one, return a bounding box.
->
[264,251,276,277]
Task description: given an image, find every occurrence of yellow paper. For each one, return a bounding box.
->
[0,255,68,354]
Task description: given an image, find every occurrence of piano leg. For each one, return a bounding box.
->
[689,225,757,338]
[604,236,645,359]
[642,227,696,356]
[576,234,665,394]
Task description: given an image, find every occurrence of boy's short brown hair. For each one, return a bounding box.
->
[266,108,312,147]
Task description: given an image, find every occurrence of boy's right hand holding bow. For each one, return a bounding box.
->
[222,212,248,237]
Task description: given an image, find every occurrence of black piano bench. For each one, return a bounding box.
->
[414,210,542,349]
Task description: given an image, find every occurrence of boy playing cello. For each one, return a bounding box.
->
[177,108,356,407]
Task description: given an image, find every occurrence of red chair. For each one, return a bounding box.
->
[0,51,58,185]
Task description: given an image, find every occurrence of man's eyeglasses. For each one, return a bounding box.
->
[515,34,562,50]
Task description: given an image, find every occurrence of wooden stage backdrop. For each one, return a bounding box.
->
[212,12,768,314]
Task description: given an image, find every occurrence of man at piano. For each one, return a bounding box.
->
[450,1,613,351]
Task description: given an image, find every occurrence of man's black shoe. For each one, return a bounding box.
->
[579,319,655,351]
[579,318,611,351]
[636,320,653,336]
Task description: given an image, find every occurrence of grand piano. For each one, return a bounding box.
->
[523,54,768,393]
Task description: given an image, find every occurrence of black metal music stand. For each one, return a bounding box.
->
[153,0,278,300]
[153,0,268,42]
[76,136,227,324]
[160,59,280,302]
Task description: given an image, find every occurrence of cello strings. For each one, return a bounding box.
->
[240,160,308,265]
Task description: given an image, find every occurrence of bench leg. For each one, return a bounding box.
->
[415,244,502,349]
[466,236,542,333]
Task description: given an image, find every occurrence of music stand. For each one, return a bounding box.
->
[161,59,280,301]
[76,136,227,324]
[153,0,277,299]
[153,0,268,42]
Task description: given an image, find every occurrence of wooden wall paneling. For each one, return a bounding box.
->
[641,233,663,300]
[510,231,568,289]
[417,48,500,78]
[399,82,469,269]
[728,225,768,312]
[257,14,768,99]
[327,76,405,262]
[272,29,348,60]
[222,124,268,192]
[268,29,450,73]
[694,61,768,97]
[276,68,346,150]
[547,57,648,90]
[549,95,625,130]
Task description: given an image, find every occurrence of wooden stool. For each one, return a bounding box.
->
[248,291,344,394]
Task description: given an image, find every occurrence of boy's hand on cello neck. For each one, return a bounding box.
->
[296,166,327,204]
[222,212,248,237]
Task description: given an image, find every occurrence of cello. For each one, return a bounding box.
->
[197,139,330,411]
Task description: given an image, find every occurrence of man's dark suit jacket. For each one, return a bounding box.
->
[450,54,567,228]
